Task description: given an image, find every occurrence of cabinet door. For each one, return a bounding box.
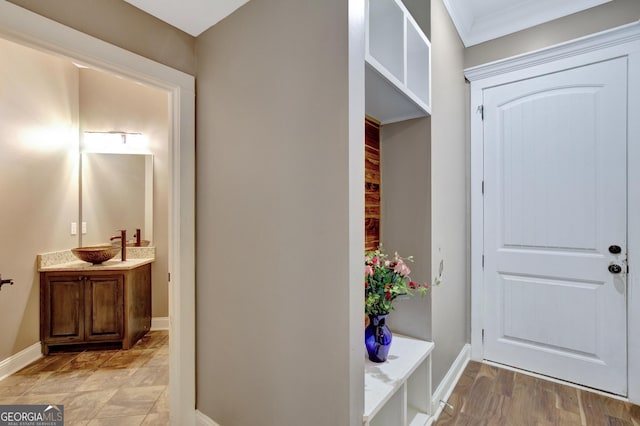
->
[43,276,84,343]
[85,275,124,341]
[128,263,152,337]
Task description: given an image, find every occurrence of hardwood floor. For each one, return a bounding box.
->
[0,330,168,426]
[435,361,640,426]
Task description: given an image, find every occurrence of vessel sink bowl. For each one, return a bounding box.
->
[71,245,120,264]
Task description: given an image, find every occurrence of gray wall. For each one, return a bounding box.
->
[0,38,79,359]
[381,117,433,341]
[430,0,468,387]
[6,0,196,75]
[195,0,362,424]
[464,0,640,69]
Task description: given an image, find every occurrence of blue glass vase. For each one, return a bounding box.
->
[365,314,392,363]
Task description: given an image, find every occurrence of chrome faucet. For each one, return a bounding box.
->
[110,229,127,261]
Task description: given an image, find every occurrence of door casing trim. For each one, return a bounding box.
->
[465,21,640,404]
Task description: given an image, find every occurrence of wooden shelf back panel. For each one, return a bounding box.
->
[365,118,381,252]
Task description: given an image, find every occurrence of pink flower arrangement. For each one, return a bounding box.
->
[365,248,431,316]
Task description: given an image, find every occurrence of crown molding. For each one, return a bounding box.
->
[464,21,640,81]
[444,0,612,47]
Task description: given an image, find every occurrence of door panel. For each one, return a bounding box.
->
[85,275,124,341]
[483,58,628,395]
[47,279,84,342]
[500,88,599,251]
[501,275,600,355]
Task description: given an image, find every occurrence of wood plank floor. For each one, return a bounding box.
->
[435,361,640,426]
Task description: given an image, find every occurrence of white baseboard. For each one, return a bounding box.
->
[151,316,170,331]
[0,342,42,381]
[431,343,471,420]
[195,410,221,426]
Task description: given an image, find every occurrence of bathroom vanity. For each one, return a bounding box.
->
[38,252,153,354]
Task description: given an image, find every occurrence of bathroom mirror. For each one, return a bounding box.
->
[80,152,153,246]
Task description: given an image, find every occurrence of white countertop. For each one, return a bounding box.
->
[37,247,155,272]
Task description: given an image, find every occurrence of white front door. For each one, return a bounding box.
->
[483,57,628,395]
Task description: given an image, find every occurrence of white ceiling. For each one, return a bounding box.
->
[124,0,611,44]
[443,0,612,47]
[123,0,250,37]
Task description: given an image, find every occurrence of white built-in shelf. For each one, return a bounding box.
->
[364,334,435,426]
[365,0,431,124]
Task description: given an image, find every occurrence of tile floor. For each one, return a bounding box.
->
[0,330,169,426]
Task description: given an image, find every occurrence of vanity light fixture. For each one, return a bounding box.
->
[83,131,148,154]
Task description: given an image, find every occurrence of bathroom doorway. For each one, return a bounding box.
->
[0,2,195,424]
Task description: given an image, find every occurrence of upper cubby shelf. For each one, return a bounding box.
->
[365,0,431,124]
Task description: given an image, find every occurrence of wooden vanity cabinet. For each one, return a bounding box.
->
[40,263,151,354]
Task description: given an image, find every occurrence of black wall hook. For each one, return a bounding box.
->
[0,274,14,290]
